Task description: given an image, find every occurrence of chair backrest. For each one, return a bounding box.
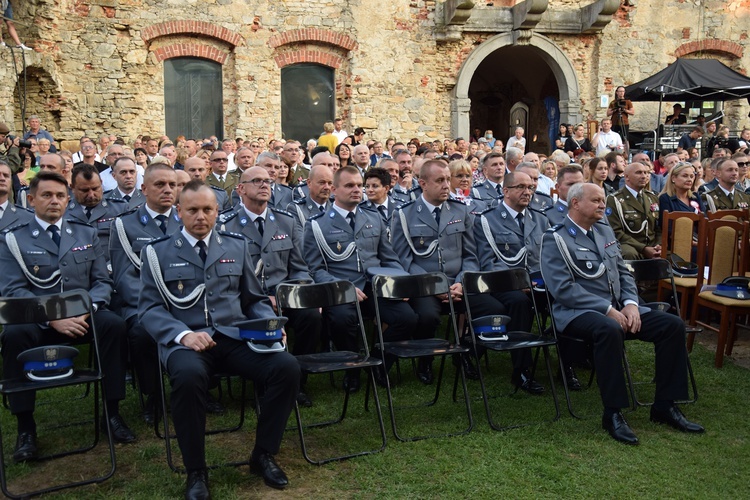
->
[370,272,450,300]
[275,280,358,310]
[660,210,704,262]
[0,289,92,325]
[463,268,531,295]
[694,218,749,287]
[706,209,747,222]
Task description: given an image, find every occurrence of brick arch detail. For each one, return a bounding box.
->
[273,50,344,69]
[142,21,244,48]
[268,28,358,52]
[152,43,228,64]
[674,40,743,59]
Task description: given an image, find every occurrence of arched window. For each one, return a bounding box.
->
[281,64,334,142]
[164,58,223,139]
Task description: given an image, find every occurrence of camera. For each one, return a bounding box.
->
[18,139,32,149]
[617,99,627,108]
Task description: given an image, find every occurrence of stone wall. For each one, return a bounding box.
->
[0,0,747,145]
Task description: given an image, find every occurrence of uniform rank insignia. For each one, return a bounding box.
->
[219,259,235,263]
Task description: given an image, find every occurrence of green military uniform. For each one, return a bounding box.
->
[605,186,659,260]
[701,185,750,213]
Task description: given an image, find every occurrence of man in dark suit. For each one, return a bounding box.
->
[218,166,320,407]
[303,166,418,392]
[110,164,181,423]
[139,181,299,496]
[541,182,703,444]
[104,156,145,209]
[0,171,134,463]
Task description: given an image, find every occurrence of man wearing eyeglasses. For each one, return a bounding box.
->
[206,150,238,198]
[281,141,309,184]
[472,170,549,394]
[73,138,108,173]
[219,166,319,407]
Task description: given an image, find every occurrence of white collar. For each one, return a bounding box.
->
[181,229,212,250]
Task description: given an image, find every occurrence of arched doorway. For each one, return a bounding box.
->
[453,33,580,153]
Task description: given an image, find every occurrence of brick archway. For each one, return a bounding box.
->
[152,43,228,64]
[141,21,244,48]
[273,50,344,69]
[674,40,743,59]
[268,28,357,53]
[141,21,244,64]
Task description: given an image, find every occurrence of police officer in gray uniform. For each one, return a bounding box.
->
[257,152,294,209]
[516,162,554,213]
[219,166,320,407]
[362,167,397,228]
[472,171,547,393]
[110,164,181,423]
[391,160,479,383]
[471,152,506,207]
[139,181,299,495]
[0,161,33,230]
[545,165,584,226]
[0,171,134,463]
[541,183,703,445]
[303,166,418,393]
[103,156,145,210]
[66,163,128,260]
[288,164,334,228]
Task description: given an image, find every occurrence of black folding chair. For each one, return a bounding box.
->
[370,272,473,441]
[462,269,560,430]
[625,258,699,406]
[276,280,387,464]
[0,290,116,499]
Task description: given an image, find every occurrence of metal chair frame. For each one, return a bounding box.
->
[0,289,116,499]
[462,269,560,430]
[625,258,699,406]
[370,272,473,441]
[276,280,387,464]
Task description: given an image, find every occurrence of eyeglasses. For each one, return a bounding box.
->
[211,158,228,162]
[454,174,471,179]
[506,185,535,192]
[737,162,748,167]
[241,178,273,186]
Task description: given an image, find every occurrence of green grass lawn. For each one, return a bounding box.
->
[1,339,749,499]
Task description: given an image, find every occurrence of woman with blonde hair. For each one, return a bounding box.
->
[448,159,486,213]
[658,161,705,225]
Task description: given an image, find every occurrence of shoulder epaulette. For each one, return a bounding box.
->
[397,199,415,209]
[270,207,293,218]
[217,230,244,240]
[309,211,326,220]
[359,202,377,213]
[472,181,485,188]
[529,206,549,215]
[103,189,115,196]
[476,207,494,216]
[218,210,238,223]
[445,198,464,205]
[209,185,225,192]
[277,184,293,191]
[293,198,307,205]
[547,224,564,232]
[1,221,30,234]
[116,207,138,219]
[65,218,94,227]
[147,234,171,245]
[295,180,308,187]
[105,198,127,207]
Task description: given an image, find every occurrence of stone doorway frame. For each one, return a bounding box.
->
[451,32,581,139]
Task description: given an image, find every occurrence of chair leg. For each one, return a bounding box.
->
[715,311,731,368]
[726,314,739,356]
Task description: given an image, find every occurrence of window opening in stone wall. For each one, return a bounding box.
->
[164,58,224,140]
[281,64,334,143]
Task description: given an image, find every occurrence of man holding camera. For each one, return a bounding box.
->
[607,86,634,148]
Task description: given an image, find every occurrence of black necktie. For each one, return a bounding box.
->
[123,194,131,202]
[378,205,387,220]
[48,225,60,247]
[516,212,525,234]
[256,216,264,237]
[587,228,597,245]
[496,184,502,197]
[433,206,441,225]
[196,240,207,263]
[346,211,355,231]
[155,214,168,234]
[729,192,734,204]
[318,204,325,212]
[85,207,93,219]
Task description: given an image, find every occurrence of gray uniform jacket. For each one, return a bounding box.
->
[138,230,275,364]
[391,198,478,283]
[539,217,648,332]
[0,218,112,307]
[292,182,309,201]
[218,206,309,294]
[66,198,129,259]
[474,204,549,273]
[269,183,293,210]
[303,205,403,290]
[545,200,569,226]
[288,198,330,228]
[471,180,503,207]
[110,205,182,320]
[104,188,145,210]
[0,203,33,232]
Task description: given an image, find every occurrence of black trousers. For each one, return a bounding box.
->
[324,284,418,352]
[2,310,127,414]
[165,333,300,471]
[563,310,688,409]
[467,290,534,373]
[126,316,159,396]
[285,307,322,356]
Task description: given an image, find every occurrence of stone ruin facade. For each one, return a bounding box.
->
[0,0,748,152]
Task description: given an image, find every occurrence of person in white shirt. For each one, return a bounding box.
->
[592,118,624,157]
[506,127,526,153]
[332,118,348,145]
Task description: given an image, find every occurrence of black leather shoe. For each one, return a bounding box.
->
[102,415,136,443]
[142,394,156,425]
[560,366,582,391]
[602,412,639,445]
[453,354,479,380]
[251,451,289,490]
[206,394,225,415]
[514,369,545,395]
[185,469,211,500]
[296,391,313,408]
[12,432,37,463]
[650,405,705,433]
[417,358,434,385]
[343,372,360,394]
